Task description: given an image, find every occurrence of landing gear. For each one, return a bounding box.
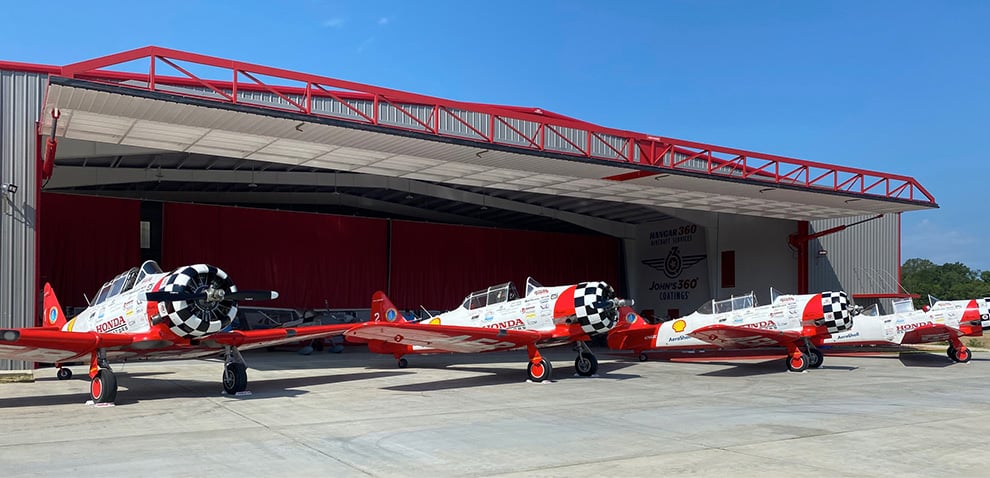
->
[56,367,72,380]
[89,349,117,403]
[526,344,552,382]
[397,357,409,368]
[91,369,117,404]
[222,346,249,394]
[806,348,824,369]
[786,353,809,372]
[574,341,599,376]
[638,352,649,362]
[948,342,972,363]
[528,358,553,382]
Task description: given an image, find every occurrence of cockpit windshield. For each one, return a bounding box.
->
[694,292,757,315]
[91,262,160,306]
[461,281,520,310]
[135,260,163,284]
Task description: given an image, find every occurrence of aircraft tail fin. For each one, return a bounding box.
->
[370,291,403,323]
[41,283,69,329]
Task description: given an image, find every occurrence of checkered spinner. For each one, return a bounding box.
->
[819,291,854,334]
[159,264,239,339]
[573,281,618,335]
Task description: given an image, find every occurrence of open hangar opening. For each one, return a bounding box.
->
[0,47,937,369]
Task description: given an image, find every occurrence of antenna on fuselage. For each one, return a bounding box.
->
[83,293,91,306]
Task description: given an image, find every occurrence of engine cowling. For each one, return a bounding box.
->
[157,264,239,338]
[811,290,855,334]
[573,281,621,335]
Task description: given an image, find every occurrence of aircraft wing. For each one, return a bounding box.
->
[345,323,548,353]
[0,329,136,363]
[207,324,354,351]
[687,324,804,348]
[900,323,960,344]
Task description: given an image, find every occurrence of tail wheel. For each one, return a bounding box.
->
[807,348,824,369]
[638,352,648,362]
[953,347,972,363]
[574,354,599,376]
[397,357,409,368]
[91,369,118,403]
[786,354,809,373]
[56,367,72,380]
[527,358,553,382]
[222,362,248,394]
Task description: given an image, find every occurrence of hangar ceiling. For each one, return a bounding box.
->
[32,47,937,238]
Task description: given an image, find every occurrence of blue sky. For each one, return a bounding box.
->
[3,1,987,268]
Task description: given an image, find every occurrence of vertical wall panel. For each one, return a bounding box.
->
[38,193,142,311]
[390,220,621,311]
[808,213,900,295]
[162,203,388,309]
[0,70,46,370]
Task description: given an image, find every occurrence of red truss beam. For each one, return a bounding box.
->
[3,46,935,205]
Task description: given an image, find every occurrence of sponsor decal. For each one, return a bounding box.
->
[836,332,860,340]
[897,321,933,332]
[550,293,558,299]
[48,307,58,325]
[96,316,127,333]
[428,318,441,325]
[534,289,549,296]
[386,309,397,322]
[642,246,706,279]
[667,335,692,343]
[483,318,525,329]
[525,313,536,319]
[672,319,687,333]
[741,320,777,330]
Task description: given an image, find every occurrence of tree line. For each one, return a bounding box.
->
[901,258,990,307]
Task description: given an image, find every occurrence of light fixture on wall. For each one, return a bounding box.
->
[0,183,17,196]
[817,249,828,257]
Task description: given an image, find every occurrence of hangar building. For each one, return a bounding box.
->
[0,47,937,370]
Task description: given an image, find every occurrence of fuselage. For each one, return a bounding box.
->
[825,298,986,347]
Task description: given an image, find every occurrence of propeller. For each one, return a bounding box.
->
[146,289,279,303]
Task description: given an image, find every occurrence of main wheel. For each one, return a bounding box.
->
[638,352,648,362]
[953,347,972,363]
[527,358,553,382]
[575,354,599,376]
[807,348,824,369]
[57,368,72,380]
[397,357,409,368]
[947,345,958,361]
[91,369,118,403]
[222,362,248,394]
[786,354,809,372]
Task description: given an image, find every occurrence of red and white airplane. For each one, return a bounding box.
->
[344,278,626,381]
[0,261,353,404]
[608,288,857,372]
[824,296,987,362]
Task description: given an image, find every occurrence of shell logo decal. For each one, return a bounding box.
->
[428,317,442,325]
[672,319,687,333]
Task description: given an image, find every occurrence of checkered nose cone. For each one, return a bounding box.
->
[819,291,854,333]
[573,282,619,335]
[158,264,239,339]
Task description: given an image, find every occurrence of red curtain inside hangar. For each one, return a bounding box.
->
[389,220,621,310]
[39,193,142,311]
[162,203,388,309]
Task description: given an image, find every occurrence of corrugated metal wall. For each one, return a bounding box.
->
[0,69,45,371]
[808,213,901,309]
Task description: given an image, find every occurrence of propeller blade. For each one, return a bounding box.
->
[226,290,279,301]
[145,291,207,302]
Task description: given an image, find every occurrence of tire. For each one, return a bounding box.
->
[527,358,553,382]
[57,368,72,380]
[807,348,824,369]
[223,362,248,394]
[953,347,972,364]
[91,369,118,403]
[397,357,408,368]
[947,345,958,362]
[786,354,809,373]
[638,353,648,362]
[575,354,599,376]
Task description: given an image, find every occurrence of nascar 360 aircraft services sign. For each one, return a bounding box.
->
[635,219,710,319]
